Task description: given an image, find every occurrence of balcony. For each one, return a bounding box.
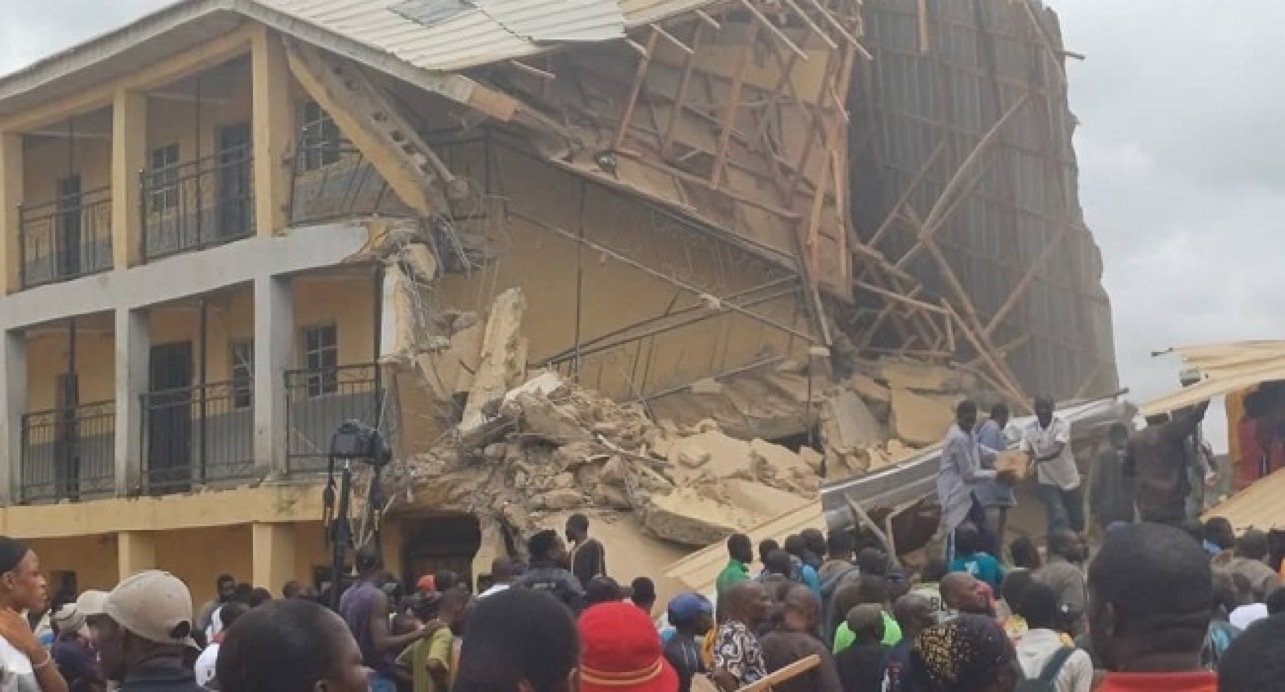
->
[285,363,386,473]
[141,144,255,262]
[289,135,412,226]
[20,401,116,503]
[19,187,113,288]
[140,381,255,493]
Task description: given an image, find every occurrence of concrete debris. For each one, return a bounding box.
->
[889,387,956,447]
[460,288,529,431]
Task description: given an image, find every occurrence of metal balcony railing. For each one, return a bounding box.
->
[18,187,113,288]
[140,380,256,493]
[288,135,411,226]
[284,363,385,473]
[141,144,255,261]
[20,401,116,503]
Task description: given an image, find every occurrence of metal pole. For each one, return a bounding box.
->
[573,181,586,381]
[330,460,353,610]
[199,297,208,484]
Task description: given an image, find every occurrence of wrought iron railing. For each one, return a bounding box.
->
[139,380,256,493]
[141,144,255,261]
[284,363,385,473]
[288,134,412,226]
[18,187,113,288]
[20,401,116,503]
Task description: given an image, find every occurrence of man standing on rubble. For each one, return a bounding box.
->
[515,530,587,612]
[1125,401,1211,526]
[565,514,606,588]
[938,400,1015,562]
[1021,396,1085,536]
[974,403,1014,555]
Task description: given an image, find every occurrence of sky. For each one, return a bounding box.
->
[3,1,1280,450]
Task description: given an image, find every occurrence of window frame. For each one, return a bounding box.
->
[149,143,180,213]
[302,324,339,397]
[299,101,342,172]
[230,339,254,410]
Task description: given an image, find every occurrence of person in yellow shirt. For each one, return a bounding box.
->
[397,589,467,692]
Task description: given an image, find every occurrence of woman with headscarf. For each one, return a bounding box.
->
[0,536,69,691]
[907,614,1018,692]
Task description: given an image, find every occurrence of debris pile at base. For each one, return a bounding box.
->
[384,286,995,552]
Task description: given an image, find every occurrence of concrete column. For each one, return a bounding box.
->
[254,275,293,476]
[112,89,147,269]
[251,522,297,592]
[0,330,28,505]
[117,531,156,580]
[0,132,24,295]
[251,26,294,237]
[115,308,149,494]
[471,516,507,593]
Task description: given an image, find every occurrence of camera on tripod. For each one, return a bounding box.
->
[328,419,391,466]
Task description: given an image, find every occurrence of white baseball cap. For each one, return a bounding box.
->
[104,571,199,649]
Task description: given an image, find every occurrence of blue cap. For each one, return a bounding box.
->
[667,592,713,623]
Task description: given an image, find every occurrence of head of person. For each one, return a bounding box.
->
[282,580,305,600]
[955,523,983,556]
[1048,529,1086,563]
[779,584,820,632]
[909,615,1017,692]
[1215,612,1285,692]
[1211,570,1250,615]
[1000,570,1033,615]
[453,589,579,692]
[855,574,890,607]
[856,548,889,576]
[0,537,48,615]
[1008,537,1041,571]
[1034,396,1055,427]
[51,602,87,638]
[530,529,568,567]
[846,604,885,646]
[585,577,631,607]
[801,529,827,559]
[941,572,991,616]
[725,580,772,629]
[989,403,1010,429]
[492,557,517,584]
[1108,422,1130,450]
[629,577,656,613]
[1088,522,1212,673]
[757,538,779,565]
[437,588,470,629]
[216,573,237,603]
[1015,582,1062,632]
[249,588,273,608]
[99,570,200,681]
[956,400,978,432]
[578,602,678,692]
[920,558,949,584]
[435,570,460,593]
[565,514,590,544]
[75,590,110,644]
[231,582,255,605]
[826,529,855,562]
[727,533,753,565]
[1236,529,1270,562]
[892,594,935,640]
[1204,517,1236,551]
[763,549,793,578]
[666,593,714,637]
[355,543,381,579]
[783,535,807,561]
[213,601,250,639]
[415,574,437,595]
[217,597,367,692]
[1266,588,1285,616]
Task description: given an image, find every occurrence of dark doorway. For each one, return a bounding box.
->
[148,342,193,493]
[402,514,482,592]
[217,123,253,240]
[56,175,82,277]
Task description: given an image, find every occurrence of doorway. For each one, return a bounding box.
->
[217,123,252,239]
[148,342,193,493]
[402,514,482,592]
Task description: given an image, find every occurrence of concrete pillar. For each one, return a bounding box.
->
[251,26,294,237]
[251,522,296,592]
[254,275,293,476]
[0,132,24,295]
[115,308,149,494]
[112,89,147,269]
[471,516,508,593]
[0,330,28,505]
[117,531,156,580]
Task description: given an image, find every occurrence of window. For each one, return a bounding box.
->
[303,325,338,397]
[299,101,341,171]
[149,143,179,212]
[230,339,254,409]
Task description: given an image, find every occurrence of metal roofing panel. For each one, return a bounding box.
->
[480,0,626,43]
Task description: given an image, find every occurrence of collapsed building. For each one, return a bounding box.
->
[0,0,1116,602]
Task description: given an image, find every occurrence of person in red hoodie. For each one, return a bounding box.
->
[1088,522,1216,692]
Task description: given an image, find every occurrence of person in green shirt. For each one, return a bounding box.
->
[831,575,902,653]
[716,533,754,599]
[397,589,467,692]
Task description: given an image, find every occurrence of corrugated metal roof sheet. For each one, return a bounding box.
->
[1140,341,1285,416]
[1207,467,1285,531]
[483,0,625,43]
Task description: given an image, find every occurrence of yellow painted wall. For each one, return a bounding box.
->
[24,534,119,592]
[25,321,116,411]
[293,273,377,367]
[155,524,253,605]
[147,287,255,386]
[435,142,805,399]
[145,57,254,175]
[22,135,113,206]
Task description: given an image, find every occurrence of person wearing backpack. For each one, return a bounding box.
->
[1012,582,1092,692]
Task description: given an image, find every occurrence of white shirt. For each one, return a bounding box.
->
[1230,603,1269,631]
[1013,629,1093,692]
[194,643,220,687]
[1020,416,1079,490]
[0,637,38,692]
[478,583,511,599]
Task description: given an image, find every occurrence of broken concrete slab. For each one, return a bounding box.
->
[638,488,741,546]
[889,387,955,447]
[822,390,884,451]
[515,393,590,444]
[460,288,528,431]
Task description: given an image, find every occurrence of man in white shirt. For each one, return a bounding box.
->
[1020,397,1085,535]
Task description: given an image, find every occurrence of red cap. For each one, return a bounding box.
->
[416,574,436,593]
[579,602,679,692]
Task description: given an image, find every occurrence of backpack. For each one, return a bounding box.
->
[1013,647,1075,692]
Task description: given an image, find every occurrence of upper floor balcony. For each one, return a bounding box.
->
[141,138,255,262]
[19,185,113,289]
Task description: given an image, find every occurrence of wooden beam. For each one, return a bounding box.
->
[710,19,759,189]
[740,0,810,62]
[660,23,705,156]
[983,221,1078,336]
[867,142,944,249]
[613,30,660,151]
[782,0,839,49]
[506,59,557,81]
[650,23,696,55]
[0,24,255,133]
[285,41,449,216]
[916,0,932,52]
[251,26,294,237]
